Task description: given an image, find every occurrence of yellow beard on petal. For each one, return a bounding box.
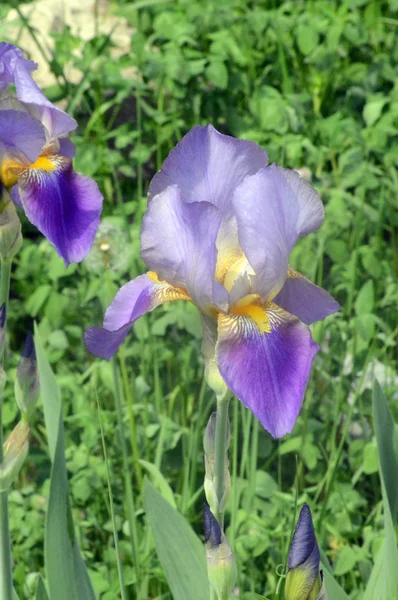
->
[231,294,271,334]
[1,155,57,188]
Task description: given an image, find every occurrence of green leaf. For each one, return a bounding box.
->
[333,545,358,576]
[139,459,177,508]
[363,97,387,126]
[372,380,398,520]
[296,23,319,55]
[322,568,350,600]
[355,280,374,316]
[320,549,350,600]
[363,481,398,600]
[35,577,49,600]
[144,478,209,600]
[34,325,96,600]
[206,60,228,89]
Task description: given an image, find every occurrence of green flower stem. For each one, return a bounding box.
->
[213,393,230,529]
[0,258,13,600]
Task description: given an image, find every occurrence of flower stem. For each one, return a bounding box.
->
[213,393,230,529]
[0,258,13,600]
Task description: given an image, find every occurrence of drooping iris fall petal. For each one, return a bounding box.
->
[84,273,190,359]
[12,155,102,265]
[216,304,319,437]
[274,268,340,326]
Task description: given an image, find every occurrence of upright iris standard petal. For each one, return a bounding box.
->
[13,155,102,266]
[148,125,268,213]
[216,303,319,438]
[285,504,325,600]
[0,42,76,138]
[84,273,190,359]
[232,165,324,301]
[0,110,45,167]
[274,269,340,326]
[141,185,227,310]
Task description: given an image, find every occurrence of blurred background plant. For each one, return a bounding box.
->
[1,0,397,598]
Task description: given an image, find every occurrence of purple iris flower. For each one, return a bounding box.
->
[85,125,339,437]
[0,43,103,265]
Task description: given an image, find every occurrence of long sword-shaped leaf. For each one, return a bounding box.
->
[364,381,398,600]
[372,379,398,521]
[144,478,209,600]
[34,325,95,600]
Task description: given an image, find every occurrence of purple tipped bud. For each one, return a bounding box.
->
[204,505,237,600]
[204,503,222,547]
[15,333,39,416]
[0,304,6,329]
[286,504,327,600]
[0,303,6,357]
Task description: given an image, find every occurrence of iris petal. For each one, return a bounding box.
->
[148,125,268,213]
[141,185,228,310]
[15,155,103,265]
[0,109,45,167]
[84,273,190,359]
[216,303,319,438]
[274,268,340,325]
[0,43,76,138]
[232,165,325,301]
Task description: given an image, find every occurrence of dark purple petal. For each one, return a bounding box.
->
[148,125,268,213]
[274,271,340,325]
[288,504,320,577]
[0,109,45,165]
[0,43,76,138]
[216,303,319,438]
[84,273,190,359]
[17,156,102,265]
[141,185,228,310]
[232,165,324,301]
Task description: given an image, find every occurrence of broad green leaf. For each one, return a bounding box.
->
[296,23,319,55]
[34,325,96,600]
[35,577,49,600]
[355,280,374,316]
[144,478,209,600]
[13,590,20,600]
[372,380,398,520]
[139,459,177,508]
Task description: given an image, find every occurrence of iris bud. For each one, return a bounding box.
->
[285,504,328,600]
[0,421,29,491]
[15,333,40,417]
[204,504,237,600]
[0,303,6,358]
[203,412,231,514]
[0,185,23,260]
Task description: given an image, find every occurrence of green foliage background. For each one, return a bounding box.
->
[1,0,398,598]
